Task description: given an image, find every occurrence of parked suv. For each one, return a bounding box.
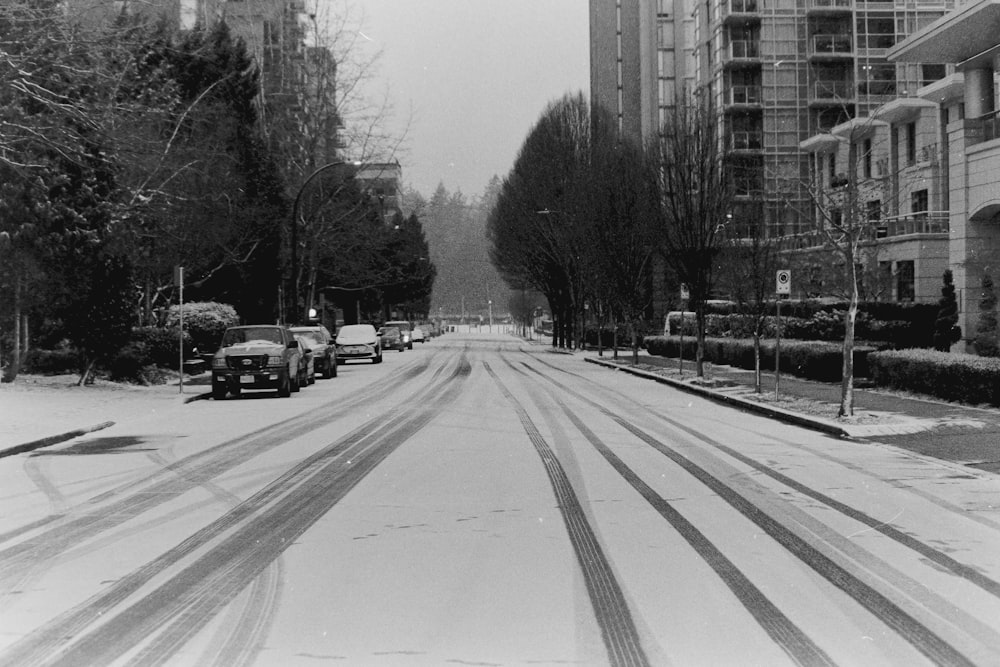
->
[290,325,338,378]
[211,325,302,399]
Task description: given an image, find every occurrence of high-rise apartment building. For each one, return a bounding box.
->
[590,0,696,144]
[591,0,955,235]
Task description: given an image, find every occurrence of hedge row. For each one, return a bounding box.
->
[868,349,1000,407]
[667,309,931,348]
[644,335,878,382]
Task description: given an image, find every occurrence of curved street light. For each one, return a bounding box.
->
[288,160,361,324]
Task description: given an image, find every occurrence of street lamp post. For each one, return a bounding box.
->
[289,160,359,324]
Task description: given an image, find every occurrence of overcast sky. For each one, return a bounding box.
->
[353,1,591,199]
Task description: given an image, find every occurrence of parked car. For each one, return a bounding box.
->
[379,326,406,351]
[293,334,316,385]
[290,325,337,378]
[211,325,302,399]
[411,326,426,343]
[335,324,383,364]
[384,320,413,349]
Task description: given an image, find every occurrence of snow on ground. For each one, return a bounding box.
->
[0,373,204,451]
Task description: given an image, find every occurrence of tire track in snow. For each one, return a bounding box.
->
[501,355,835,666]
[0,354,469,667]
[0,353,440,598]
[483,361,650,667]
[518,356,982,667]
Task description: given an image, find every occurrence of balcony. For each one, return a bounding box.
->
[721,0,760,24]
[806,0,851,14]
[871,212,949,238]
[725,39,761,65]
[981,110,1000,142]
[808,34,853,60]
[809,79,853,105]
[776,212,949,251]
[729,130,764,151]
[726,85,763,106]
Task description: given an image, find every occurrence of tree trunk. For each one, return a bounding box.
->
[78,358,97,387]
[631,321,639,365]
[753,330,761,393]
[613,319,619,360]
[839,293,858,417]
[695,302,707,378]
[2,271,22,383]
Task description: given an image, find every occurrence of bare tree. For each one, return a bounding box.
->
[797,117,889,417]
[717,197,781,393]
[650,99,735,378]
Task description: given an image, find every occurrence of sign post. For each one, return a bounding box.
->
[678,284,690,375]
[775,270,791,400]
[175,266,184,394]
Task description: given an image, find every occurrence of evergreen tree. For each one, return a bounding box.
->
[975,273,999,357]
[933,269,961,352]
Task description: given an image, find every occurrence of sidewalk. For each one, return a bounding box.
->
[583,350,1000,473]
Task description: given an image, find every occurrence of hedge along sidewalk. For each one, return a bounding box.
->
[869,348,1000,408]
[644,334,880,383]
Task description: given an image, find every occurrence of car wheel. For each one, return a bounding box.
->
[231,386,241,396]
[277,372,291,398]
[308,369,316,385]
[212,383,227,400]
[291,372,301,392]
[323,358,334,379]
[373,352,383,364]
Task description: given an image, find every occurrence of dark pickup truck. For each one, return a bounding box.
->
[211,325,303,399]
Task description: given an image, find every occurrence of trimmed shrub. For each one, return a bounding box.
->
[165,301,239,353]
[109,342,149,382]
[933,270,961,352]
[869,349,1000,406]
[23,346,80,374]
[131,326,193,369]
[974,274,999,357]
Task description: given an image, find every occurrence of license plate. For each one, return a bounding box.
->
[240,375,255,384]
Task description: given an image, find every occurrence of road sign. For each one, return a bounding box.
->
[680,283,690,300]
[776,270,791,295]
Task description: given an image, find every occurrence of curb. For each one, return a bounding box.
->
[0,421,116,459]
[585,357,850,438]
[183,390,213,404]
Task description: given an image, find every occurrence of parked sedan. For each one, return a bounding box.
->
[335,324,383,364]
[293,334,316,386]
[379,326,406,352]
[411,326,426,343]
[290,325,337,378]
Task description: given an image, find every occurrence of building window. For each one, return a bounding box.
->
[906,122,917,165]
[828,153,836,183]
[896,260,915,302]
[863,138,872,178]
[921,64,946,87]
[867,199,881,221]
[911,189,928,215]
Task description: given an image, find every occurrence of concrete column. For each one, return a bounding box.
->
[964,67,995,118]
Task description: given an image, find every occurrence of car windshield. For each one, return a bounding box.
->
[381,327,400,337]
[222,327,283,346]
[337,325,374,341]
[294,331,324,346]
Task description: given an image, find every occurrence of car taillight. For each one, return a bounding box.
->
[212,357,227,369]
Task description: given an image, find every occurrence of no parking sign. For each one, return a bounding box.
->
[776,270,791,295]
